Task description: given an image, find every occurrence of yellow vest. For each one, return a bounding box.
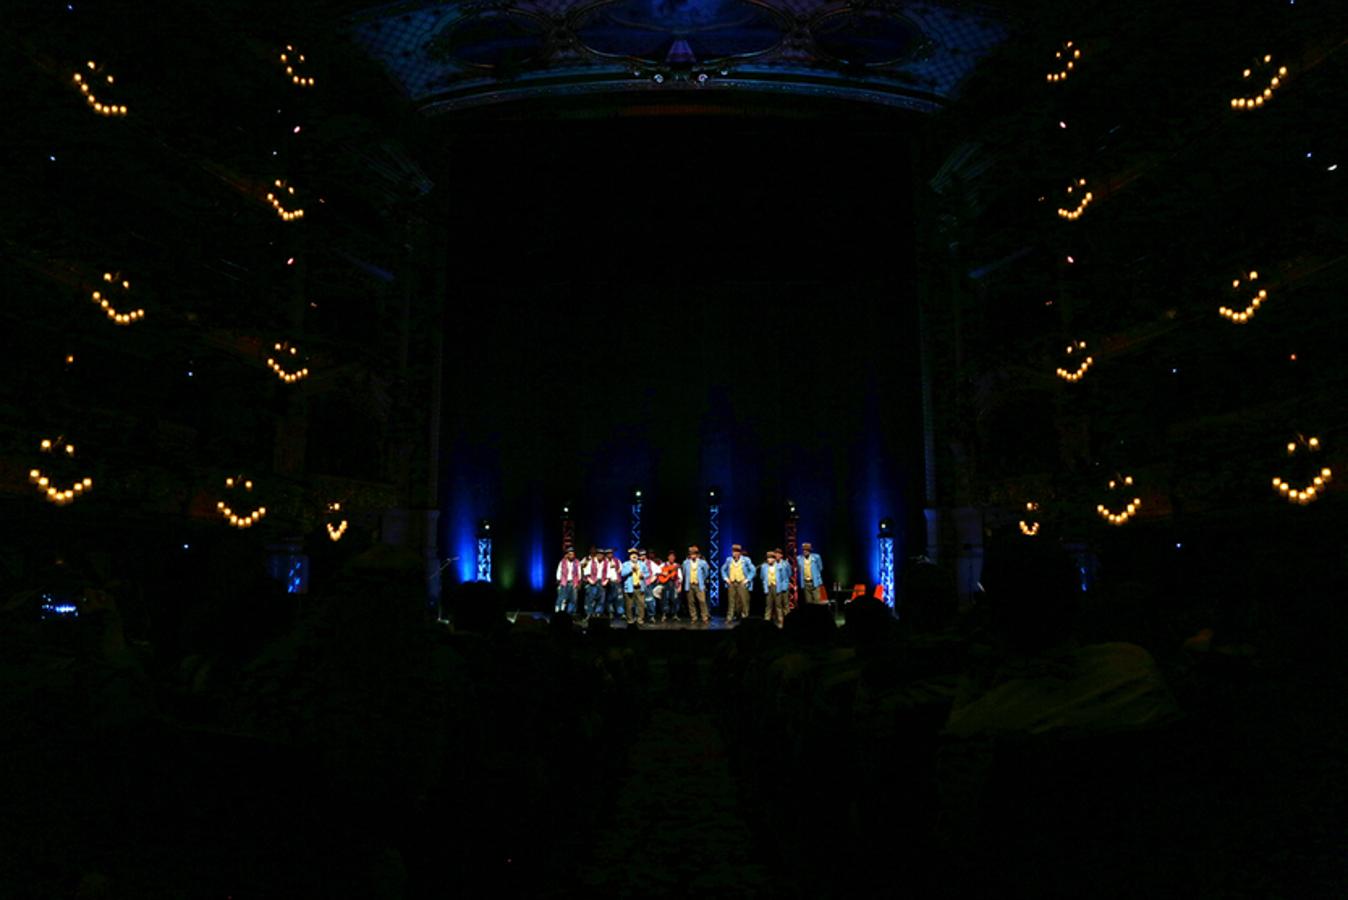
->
[730,560,745,582]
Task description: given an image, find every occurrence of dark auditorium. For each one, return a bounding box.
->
[2,0,1346,896]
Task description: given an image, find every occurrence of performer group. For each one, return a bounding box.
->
[554,542,824,627]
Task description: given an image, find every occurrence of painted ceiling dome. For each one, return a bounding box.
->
[574,0,788,64]
[352,0,1007,114]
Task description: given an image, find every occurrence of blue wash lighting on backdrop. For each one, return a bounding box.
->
[446,465,487,585]
[529,515,545,592]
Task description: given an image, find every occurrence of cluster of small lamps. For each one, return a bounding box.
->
[1019,501,1040,536]
[1097,476,1142,526]
[1045,40,1080,83]
[73,61,127,116]
[1230,56,1287,110]
[279,45,315,87]
[46,40,343,533]
[1056,340,1094,382]
[1035,41,1324,522]
[266,342,310,383]
[1057,179,1093,220]
[92,272,145,325]
[29,438,93,506]
[217,476,267,528]
[266,180,304,221]
[1218,270,1268,324]
[1273,437,1331,505]
[326,501,348,541]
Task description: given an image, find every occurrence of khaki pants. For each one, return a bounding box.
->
[765,590,787,624]
[625,590,645,623]
[802,584,821,604]
[725,581,750,620]
[686,587,709,622]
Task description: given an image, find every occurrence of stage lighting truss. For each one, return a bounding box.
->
[72,60,127,116]
[476,537,493,582]
[1097,475,1141,526]
[1019,501,1041,536]
[1272,435,1331,505]
[91,271,145,325]
[325,501,348,541]
[266,180,305,221]
[1218,270,1268,324]
[1230,55,1286,110]
[279,45,315,87]
[1045,40,1081,83]
[878,533,895,607]
[707,501,721,607]
[1057,179,1093,220]
[630,493,643,552]
[267,341,310,384]
[1056,340,1094,382]
[28,437,93,506]
[217,476,267,529]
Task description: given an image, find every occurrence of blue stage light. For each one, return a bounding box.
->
[40,593,79,619]
[287,557,304,594]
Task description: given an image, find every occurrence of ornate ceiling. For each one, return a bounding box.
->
[351,0,1007,114]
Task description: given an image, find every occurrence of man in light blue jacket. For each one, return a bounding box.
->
[683,546,711,625]
[721,544,755,623]
[798,541,824,604]
[760,549,791,627]
[620,548,650,625]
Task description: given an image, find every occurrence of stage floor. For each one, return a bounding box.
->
[509,611,844,630]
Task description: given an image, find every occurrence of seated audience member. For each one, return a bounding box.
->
[946,542,1178,738]
[899,555,958,631]
[935,540,1182,896]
